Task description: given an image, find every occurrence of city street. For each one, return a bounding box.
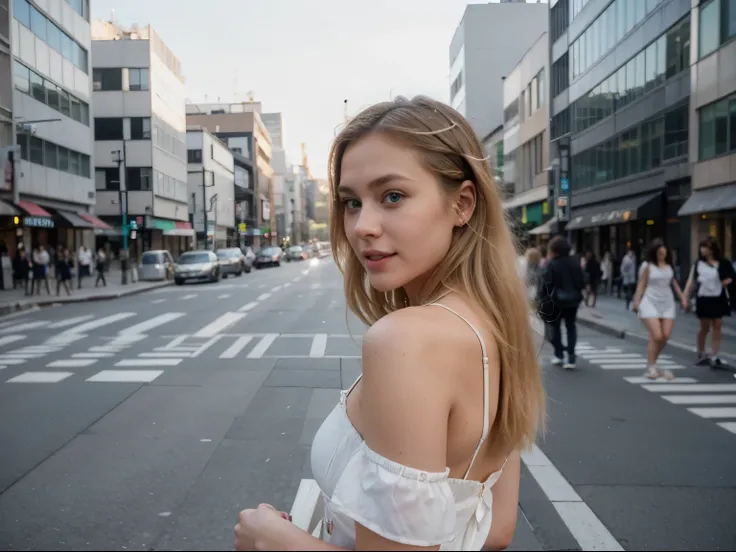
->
[1,258,735,550]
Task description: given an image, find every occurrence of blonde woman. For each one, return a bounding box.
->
[234,96,545,551]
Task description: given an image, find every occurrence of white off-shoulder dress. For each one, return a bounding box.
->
[310,303,508,550]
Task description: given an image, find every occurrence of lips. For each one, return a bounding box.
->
[362,250,395,261]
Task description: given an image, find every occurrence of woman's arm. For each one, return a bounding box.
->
[632,264,649,309]
[671,277,688,308]
[483,451,520,551]
[682,264,696,302]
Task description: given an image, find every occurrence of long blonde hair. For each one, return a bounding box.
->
[328,96,544,451]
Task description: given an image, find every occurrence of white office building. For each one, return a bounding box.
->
[91,20,191,258]
[3,0,104,256]
[186,128,235,249]
[262,112,286,243]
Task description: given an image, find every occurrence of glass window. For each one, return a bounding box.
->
[13,0,30,27]
[80,154,90,178]
[730,99,736,152]
[29,136,43,165]
[44,141,58,169]
[538,69,545,107]
[645,41,657,91]
[68,150,79,175]
[641,122,651,171]
[45,80,59,110]
[651,119,663,167]
[76,46,88,72]
[726,0,736,40]
[130,117,151,139]
[635,0,646,24]
[47,22,61,52]
[58,147,69,172]
[80,102,89,126]
[128,68,150,91]
[715,99,729,155]
[626,0,636,33]
[61,34,73,61]
[70,96,81,122]
[93,68,122,91]
[19,135,28,161]
[30,72,44,103]
[94,118,124,140]
[13,61,30,94]
[699,0,720,59]
[616,0,626,42]
[630,129,641,174]
[635,51,645,98]
[626,59,636,104]
[58,89,70,117]
[656,35,666,85]
[30,6,46,40]
[647,0,659,13]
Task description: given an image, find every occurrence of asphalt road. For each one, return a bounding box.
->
[0,257,734,550]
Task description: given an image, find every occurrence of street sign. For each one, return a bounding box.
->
[238,222,247,232]
[560,177,569,191]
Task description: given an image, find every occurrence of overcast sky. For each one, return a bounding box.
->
[91,0,546,178]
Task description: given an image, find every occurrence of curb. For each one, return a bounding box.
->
[0,281,172,317]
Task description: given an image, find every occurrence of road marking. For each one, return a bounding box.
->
[310,283,319,290]
[158,335,188,349]
[48,315,95,329]
[119,313,185,336]
[284,282,292,288]
[181,294,197,300]
[115,358,182,367]
[309,334,328,358]
[272,285,282,292]
[152,299,166,304]
[220,336,253,359]
[139,352,191,358]
[522,444,623,551]
[579,353,641,359]
[599,364,686,370]
[0,321,48,332]
[8,371,73,383]
[218,294,231,299]
[46,334,87,346]
[0,359,26,365]
[58,312,136,335]
[190,336,223,358]
[258,293,271,301]
[0,335,26,347]
[238,301,259,312]
[194,312,246,338]
[47,359,97,368]
[87,370,164,383]
[663,394,736,405]
[688,407,736,418]
[292,277,300,282]
[625,376,698,384]
[643,383,736,393]
[73,352,115,358]
[0,352,45,358]
[302,270,310,275]
[247,334,279,358]
[717,422,736,435]
[88,346,124,353]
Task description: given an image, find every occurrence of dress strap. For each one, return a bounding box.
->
[426,303,490,480]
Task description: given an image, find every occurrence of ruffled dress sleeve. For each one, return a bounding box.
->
[329,441,457,547]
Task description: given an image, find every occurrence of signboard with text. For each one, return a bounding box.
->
[23,216,55,228]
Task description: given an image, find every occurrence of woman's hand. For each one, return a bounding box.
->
[680,295,689,311]
[632,298,640,312]
[234,504,291,551]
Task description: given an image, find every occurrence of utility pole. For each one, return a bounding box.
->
[112,144,129,284]
[202,169,208,249]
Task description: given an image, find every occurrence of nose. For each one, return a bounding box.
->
[353,203,381,239]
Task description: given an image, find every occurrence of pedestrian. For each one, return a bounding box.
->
[632,239,688,380]
[33,245,51,295]
[682,237,735,368]
[601,251,613,295]
[583,251,601,307]
[537,236,585,370]
[55,246,72,296]
[234,95,544,551]
[16,249,32,295]
[77,245,91,289]
[94,247,107,287]
[620,245,637,310]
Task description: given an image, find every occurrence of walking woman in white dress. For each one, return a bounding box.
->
[233,96,546,550]
[633,239,688,380]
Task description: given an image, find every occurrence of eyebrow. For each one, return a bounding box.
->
[337,174,407,195]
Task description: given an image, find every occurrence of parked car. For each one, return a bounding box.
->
[138,250,174,281]
[216,248,247,277]
[174,250,220,285]
[254,246,284,269]
[285,245,308,262]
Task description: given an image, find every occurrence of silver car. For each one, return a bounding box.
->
[216,248,246,277]
[138,250,174,281]
[174,250,221,285]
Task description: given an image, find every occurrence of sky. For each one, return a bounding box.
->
[91,0,545,178]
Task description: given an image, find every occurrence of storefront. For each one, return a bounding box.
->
[679,182,736,262]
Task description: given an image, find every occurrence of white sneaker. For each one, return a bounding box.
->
[563,361,576,370]
[645,365,660,380]
[551,357,563,366]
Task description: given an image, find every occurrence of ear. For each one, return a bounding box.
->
[455,180,476,226]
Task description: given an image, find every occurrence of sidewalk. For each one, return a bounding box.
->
[577,293,736,360]
[0,269,171,315]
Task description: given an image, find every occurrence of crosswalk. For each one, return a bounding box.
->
[572,342,686,372]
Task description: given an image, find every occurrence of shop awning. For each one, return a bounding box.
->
[529,218,557,236]
[53,209,93,229]
[163,221,194,237]
[678,183,736,216]
[0,199,19,216]
[79,213,113,230]
[502,186,548,211]
[17,200,52,217]
[565,193,662,231]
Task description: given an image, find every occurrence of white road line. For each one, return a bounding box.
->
[272,285,282,292]
[309,334,328,358]
[73,352,115,358]
[302,270,310,275]
[45,334,87,346]
[625,377,698,384]
[194,312,246,338]
[310,283,319,290]
[87,370,164,383]
[292,277,300,283]
[158,335,189,349]
[190,336,223,358]
[688,407,736,418]
[284,282,292,288]
[0,335,26,347]
[579,353,642,359]
[180,294,197,300]
[257,293,271,301]
[218,294,231,299]
[248,334,279,358]
[152,299,166,304]
[154,346,198,353]
[88,346,125,353]
[8,372,74,383]
[593,358,648,364]
[47,315,95,329]
[115,358,182,367]
[119,313,185,336]
[139,352,191,358]
[238,301,259,312]
[0,353,45,358]
[58,312,136,335]
[521,444,623,551]
[0,359,26,365]
[642,384,736,393]
[663,394,736,405]
[717,422,736,435]
[47,359,97,368]
[220,336,253,359]
[0,321,49,332]
[599,364,686,370]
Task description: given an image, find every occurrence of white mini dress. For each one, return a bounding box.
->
[639,262,676,319]
[310,303,508,550]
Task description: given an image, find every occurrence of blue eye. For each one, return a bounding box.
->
[385,192,403,204]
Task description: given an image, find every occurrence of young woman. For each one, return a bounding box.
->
[234,96,545,551]
[633,239,688,380]
[583,251,601,307]
[683,238,735,368]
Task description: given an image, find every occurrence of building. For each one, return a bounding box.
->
[1,0,13,218]
[3,0,104,258]
[186,102,275,247]
[549,0,692,277]
[186,128,235,249]
[284,163,308,243]
[501,32,552,244]
[263,111,286,244]
[91,20,192,258]
[449,1,548,139]
[677,0,736,260]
